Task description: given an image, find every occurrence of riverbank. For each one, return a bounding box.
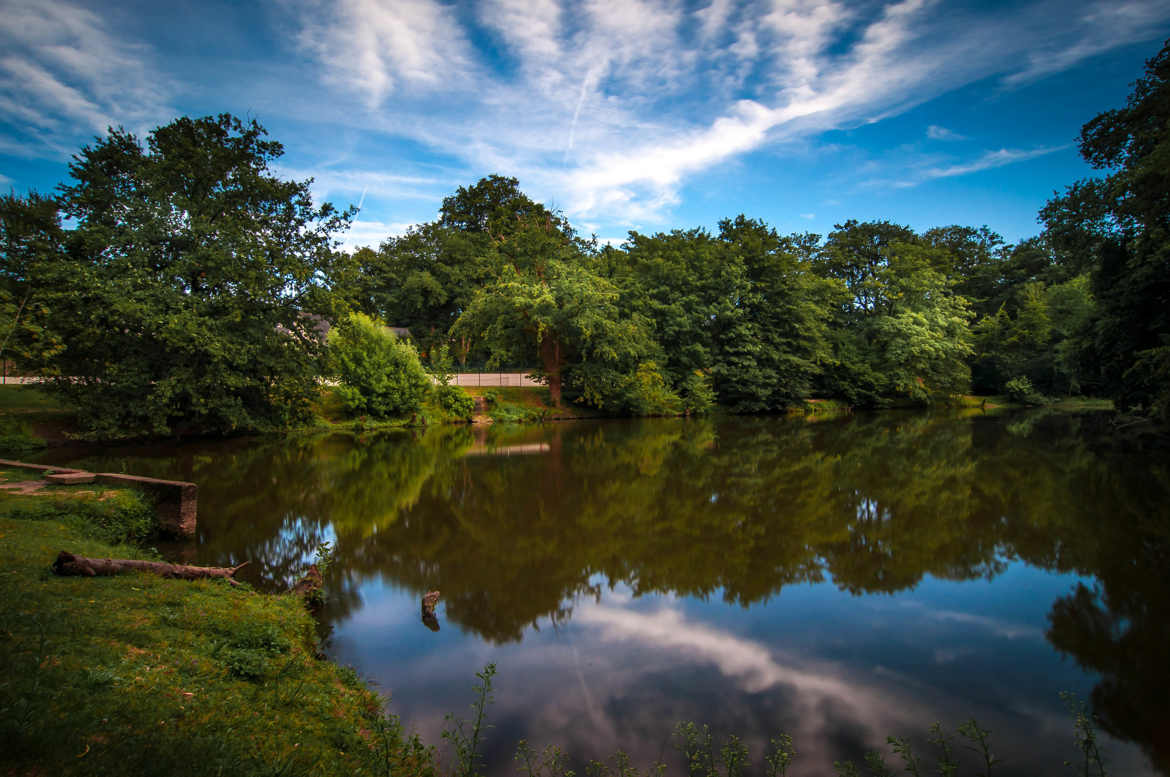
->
[0,485,430,776]
[0,383,1117,455]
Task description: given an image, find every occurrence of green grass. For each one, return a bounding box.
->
[0,384,69,413]
[954,394,1115,412]
[464,386,607,422]
[0,501,434,777]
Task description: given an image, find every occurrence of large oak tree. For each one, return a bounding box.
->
[36,114,353,437]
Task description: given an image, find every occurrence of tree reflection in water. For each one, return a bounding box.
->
[44,410,1170,772]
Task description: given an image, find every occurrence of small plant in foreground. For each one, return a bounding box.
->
[515,739,576,777]
[764,733,796,777]
[958,719,1001,776]
[443,662,497,777]
[1062,692,1107,777]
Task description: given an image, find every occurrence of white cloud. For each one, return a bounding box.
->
[800,212,816,219]
[921,145,1068,180]
[278,166,453,204]
[293,0,475,108]
[253,0,1170,226]
[927,124,965,141]
[336,218,416,251]
[3,0,1163,239]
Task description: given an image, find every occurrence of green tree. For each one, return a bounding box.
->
[327,313,431,418]
[815,221,973,403]
[1041,38,1170,420]
[36,114,353,437]
[452,222,653,407]
[922,224,1007,316]
[611,219,836,412]
[0,192,66,376]
[711,217,836,411]
[352,223,496,362]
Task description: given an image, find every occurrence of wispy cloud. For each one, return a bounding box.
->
[927,124,965,141]
[277,167,454,203]
[292,0,475,108]
[4,0,1167,232]
[921,145,1068,180]
[337,218,417,251]
[1002,0,1170,87]
[0,0,172,157]
[857,144,1068,190]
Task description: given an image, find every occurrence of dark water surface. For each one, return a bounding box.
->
[42,411,1170,776]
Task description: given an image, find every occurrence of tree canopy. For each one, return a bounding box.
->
[19,114,353,437]
[1041,38,1170,420]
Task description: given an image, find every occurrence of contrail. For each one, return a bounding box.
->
[356,186,368,212]
[564,64,602,163]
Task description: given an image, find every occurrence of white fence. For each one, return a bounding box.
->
[449,372,542,388]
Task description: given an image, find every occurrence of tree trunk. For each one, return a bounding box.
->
[52,551,248,586]
[540,331,563,406]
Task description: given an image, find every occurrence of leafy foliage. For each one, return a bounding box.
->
[328,312,431,419]
[434,382,476,419]
[1041,38,1170,420]
[0,192,66,374]
[24,114,352,438]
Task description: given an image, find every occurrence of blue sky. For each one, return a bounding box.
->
[2,0,1169,250]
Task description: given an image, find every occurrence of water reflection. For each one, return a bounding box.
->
[42,411,1170,775]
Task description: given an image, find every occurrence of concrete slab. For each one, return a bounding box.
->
[45,471,96,485]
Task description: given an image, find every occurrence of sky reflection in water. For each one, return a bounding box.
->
[45,411,1170,776]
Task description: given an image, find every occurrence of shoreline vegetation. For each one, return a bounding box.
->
[0,382,1117,453]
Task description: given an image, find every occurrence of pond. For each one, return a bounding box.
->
[40,410,1170,776]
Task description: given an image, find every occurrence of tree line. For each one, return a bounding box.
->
[2,39,1167,438]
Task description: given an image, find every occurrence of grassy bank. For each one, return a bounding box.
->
[462,385,608,423]
[0,384,1120,454]
[0,384,75,453]
[0,490,430,777]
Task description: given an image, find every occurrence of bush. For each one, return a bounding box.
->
[680,370,716,415]
[434,383,476,419]
[617,362,682,416]
[1004,375,1047,406]
[328,313,431,419]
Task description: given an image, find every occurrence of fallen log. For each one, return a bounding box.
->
[52,551,248,586]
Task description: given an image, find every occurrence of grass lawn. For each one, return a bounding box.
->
[0,494,432,777]
[0,384,69,413]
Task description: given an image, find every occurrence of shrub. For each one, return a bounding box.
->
[1004,376,1047,405]
[328,313,431,419]
[680,370,716,415]
[620,362,682,416]
[435,383,476,419]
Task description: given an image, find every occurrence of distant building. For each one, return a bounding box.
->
[278,315,412,344]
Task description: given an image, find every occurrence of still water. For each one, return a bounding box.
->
[42,411,1170,776]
